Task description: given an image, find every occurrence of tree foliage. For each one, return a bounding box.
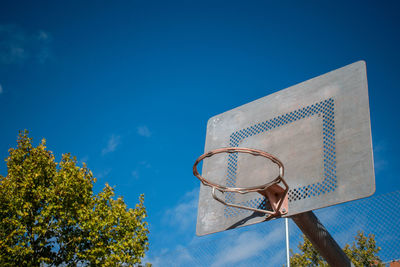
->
[290,233,327,267]
[290,231,383,267]
[0,131,149,266]
[343,232,383,267]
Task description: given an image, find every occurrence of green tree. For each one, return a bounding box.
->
[343,231,383,267]
[290,231,383,267]
[290,234,328,267]
[0,131,149,266]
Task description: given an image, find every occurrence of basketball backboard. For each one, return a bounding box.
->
[196,61,375,236]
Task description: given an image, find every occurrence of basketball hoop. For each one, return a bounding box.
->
[193,147,289,218]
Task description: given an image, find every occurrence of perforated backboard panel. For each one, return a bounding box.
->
[196,61,375,236]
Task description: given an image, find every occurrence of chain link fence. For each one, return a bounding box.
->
[151,191,400,266]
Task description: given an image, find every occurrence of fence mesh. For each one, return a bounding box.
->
[152,191,400,266]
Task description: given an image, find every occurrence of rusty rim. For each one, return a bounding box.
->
[193,147,285,194]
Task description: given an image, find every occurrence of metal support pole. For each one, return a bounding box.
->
[291,211,352,267]
[285,218,290,267]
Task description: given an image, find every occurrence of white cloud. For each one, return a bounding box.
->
[131,170,139,179]
[131,161,152,179]
[163,188,199,232]
[172,246,194,265]
[373,140,386,153]
[96,168,111,179]
[101,134,121,155]
[152,189,287,267]
[147,246,194,267]
[373,140,388,173]
[148,221,286,267]
[36,30,50,41]
[374,159,388,172]
[0,24,52,65]
[212,225,284,267]
[137,125,151,137]
[139,160,151,168]
[80,155,89,165]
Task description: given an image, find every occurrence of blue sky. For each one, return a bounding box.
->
[1,1,400,265]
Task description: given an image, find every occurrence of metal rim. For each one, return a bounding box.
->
[193,147,284,194]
